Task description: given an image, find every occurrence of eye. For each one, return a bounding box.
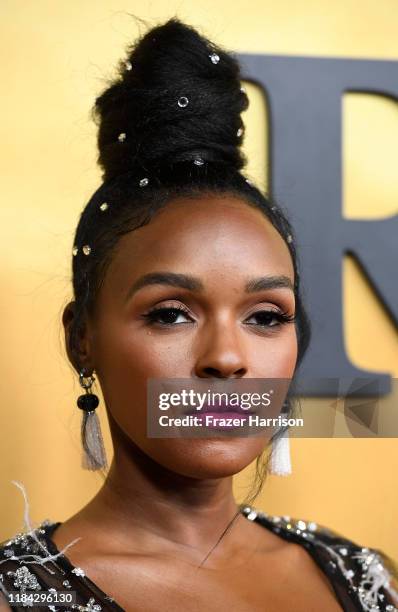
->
[142,304,193,327]
[142,305,296,328]
[245,309,296,329]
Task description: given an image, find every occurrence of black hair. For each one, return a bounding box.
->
[67,18,312,505]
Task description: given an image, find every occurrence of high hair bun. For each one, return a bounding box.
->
[93,18,249,183]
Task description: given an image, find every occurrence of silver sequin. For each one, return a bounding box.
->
[125,60,132,71]
[139,178,149,187]
[118,132,126,142]
[72,246,78,256]
[82,245,91,256]
[237,127,244,137]
[99,202,109,211]
[193,158,204,166]
[7,565,42,593]
[177,96,189,108]
[286,234,293,244]
[209,53,220,64]
[73,597,102,611]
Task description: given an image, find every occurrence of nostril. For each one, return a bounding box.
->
[202,368,223,378]
[201,367,246,379]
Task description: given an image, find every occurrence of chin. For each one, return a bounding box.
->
[145,436,268,480]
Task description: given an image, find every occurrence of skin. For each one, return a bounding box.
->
[54,194,342,611]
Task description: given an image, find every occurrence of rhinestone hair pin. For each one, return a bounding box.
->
[177,96,189,108]
[72,244,91,256]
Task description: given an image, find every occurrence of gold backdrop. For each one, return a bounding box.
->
[1,0,397,561]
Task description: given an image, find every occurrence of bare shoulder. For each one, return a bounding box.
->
[252,518,337,590]
[48,517,111,570]
[246,507,398,610]
[284,538,335,583]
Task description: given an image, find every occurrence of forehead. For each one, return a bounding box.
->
[106,194,294,288]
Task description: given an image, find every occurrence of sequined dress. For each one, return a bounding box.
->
[0,506,397,612]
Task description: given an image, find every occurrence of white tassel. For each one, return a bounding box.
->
[269,429,292,476]
[81,410,108,471]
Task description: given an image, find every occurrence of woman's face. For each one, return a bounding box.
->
[73,194,297,479]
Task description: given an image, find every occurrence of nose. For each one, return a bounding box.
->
[192,322,248,379]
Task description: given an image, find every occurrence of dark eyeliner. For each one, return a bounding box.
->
[141,306,295,328]
[141,305,192,326]
[244,309,296,331]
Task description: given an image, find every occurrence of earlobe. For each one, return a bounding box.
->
[62,300,94,374]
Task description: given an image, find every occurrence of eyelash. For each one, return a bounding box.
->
[141,304,296,330]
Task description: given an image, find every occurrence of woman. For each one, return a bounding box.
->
[0,18,397,612]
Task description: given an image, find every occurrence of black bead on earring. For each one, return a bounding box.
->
[77,369,99,412]
[77,368,108,471]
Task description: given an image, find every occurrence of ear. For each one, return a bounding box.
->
[62,301,95,375]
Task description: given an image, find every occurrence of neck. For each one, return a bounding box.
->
[78,428,246,565]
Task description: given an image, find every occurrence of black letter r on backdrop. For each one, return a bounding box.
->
[238,53,398,396]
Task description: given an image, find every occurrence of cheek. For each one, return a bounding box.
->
[92,322,191,445]
[95,320,190,381]
[280,328,298,375]
[252,327,298,378]
[94,321,177,395]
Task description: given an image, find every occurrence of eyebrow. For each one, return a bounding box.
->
[125,271,294,302]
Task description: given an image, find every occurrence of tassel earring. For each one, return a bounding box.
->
[268,400,292,476]
[268,428,292,476]
[77,368,108,471]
